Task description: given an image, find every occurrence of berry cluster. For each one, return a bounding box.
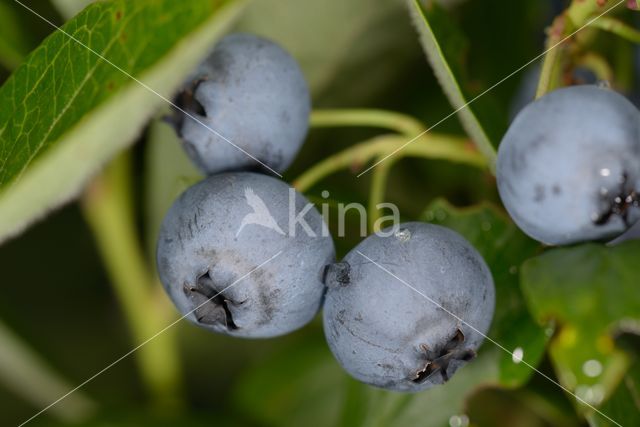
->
[157,33,495,391]
[158,34,332,338]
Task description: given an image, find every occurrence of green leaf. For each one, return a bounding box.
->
[422,199,547,387]
[0,0,245,244]
[521,242,640,419]
[408,0,498,169]
[590,358,640,426]
[367,351,499,427]
[0,2,31,70]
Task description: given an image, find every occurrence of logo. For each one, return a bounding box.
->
[235,187,400,238]
[236,188,285,237]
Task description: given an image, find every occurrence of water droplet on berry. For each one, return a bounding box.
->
[395,228,411,242]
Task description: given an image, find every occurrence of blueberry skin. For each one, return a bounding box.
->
[498,85,640,246]
[323,223,495,392]
[177,33,311,175]
[157,172,335,338]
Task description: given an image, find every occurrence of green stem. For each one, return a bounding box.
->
[293,134,485,193]
[537,0,627,98]
[575,52,615,82]
[536,18,565,98]
[591,16,640,43]
[368,159,395,233]
[0,321,96,423]
[310,109,425,136]
[82,154,183,411]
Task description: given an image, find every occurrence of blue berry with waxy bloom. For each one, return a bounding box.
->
[157,172,335,338]
[322,222,495,392]
[498,85,640,245]
[173,33,311,175]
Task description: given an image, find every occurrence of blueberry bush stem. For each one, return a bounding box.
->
[536,0,627,98]
[575,52,615,82]
[82,154,183,411]
[295,131,485,234]
[368,158,396,233]
[591,16,640,43]
[293,133,485,193]
[310,109,425,137]
[536,15,568,99]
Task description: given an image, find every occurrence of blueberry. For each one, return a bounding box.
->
[322,223,495,392]
[157,172,335,338]
[174,33,311,175]
[498,85,640,245]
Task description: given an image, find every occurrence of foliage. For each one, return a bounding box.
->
[0,0,244,243]
[0,0,638,426]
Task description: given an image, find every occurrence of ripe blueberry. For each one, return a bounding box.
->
[174,33,311,175]
[157,172,335,338]
[498,85,640,245]
[322,223,495,392]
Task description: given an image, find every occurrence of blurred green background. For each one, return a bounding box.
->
[2,0,636,426]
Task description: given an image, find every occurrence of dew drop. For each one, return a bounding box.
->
[590,385,605,405]
[481,221,491,231]
[321,190,330,199]
[509,265,518,275]
[449,414,469,427]
[395,228,411,242]
[575,384,604,405]
[582,359,603,378]
[600,168,611,177]
[512,347,524,364]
